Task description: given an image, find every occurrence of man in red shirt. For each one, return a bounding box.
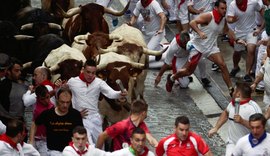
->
[96,99,158,151]
[156,116,213,156]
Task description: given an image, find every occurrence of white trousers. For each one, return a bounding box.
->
[83,113,103,145]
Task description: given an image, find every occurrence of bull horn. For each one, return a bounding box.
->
[23,61,32,69]
[109,34,123,41]
[14,35,34,40]
[104,0,130,16]
[130,62,145,69]
[97,63,107,71]
[21,23,33,30]
[99,47,118,53]
[49,64,60,73]
[56,3,81,18]
[142,46,168,56]
[48,23,62,30]
[74,33,90,44]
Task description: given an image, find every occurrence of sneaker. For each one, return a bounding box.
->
[255,88,264,94]
[221,34,229,42]
[188,76,193,83]
[166,74,174,92]
[211,63,220,71]
[243,74,252,82]
[201,78,211,87]
[112,18,118,27]
[229,67,240,77]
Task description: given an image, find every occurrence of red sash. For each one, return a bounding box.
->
[0,134,18,151]
[69,141,89,156]
[236,0,248,12]
[231,98,252,106]
[212,9,223,24]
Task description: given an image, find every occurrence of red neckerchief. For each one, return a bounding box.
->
[176,34,181,46]
[141,0,153,8]
[231,98,252,106]
[79,73,95,86]
[69,141,89,156]
[40,80,54,89]
[212,9,223,24]
[0,134,18,151]
[236,0,247,12]
[178,0,185,9]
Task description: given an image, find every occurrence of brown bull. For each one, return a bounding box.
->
[96,59,144,124]
[59,1,130,43]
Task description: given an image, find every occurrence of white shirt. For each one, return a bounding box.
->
[22,85,54,107]
[232,133,270,156]
[0,141,39,156]
[62,144,112,156]
[164,37,189,65]
[111,147,155,156]
[227,0,262,34]
[133,0,164,36]
[260,57,270,105]
[191,12,225,54]
[226,100,262,144]
[67,77,121,114]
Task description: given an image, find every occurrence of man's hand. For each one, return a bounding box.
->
[80,108,89,118]
[28,85,35,93]
[234,114,242,123]
[120,89,128,97]
[199,32,207,39]
[250,83,257,92]
[155,75,162,87]
[208,127,218,138]
[155,30,163,36]
[235,39,247,46]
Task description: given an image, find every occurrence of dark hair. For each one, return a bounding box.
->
[131,127,145,138]
[35,85,49,98]
[8,57,22,71]
[180,31,190,42]
[235,81,252,98]
[6,119,24,137]
[72,126,87,135]
[55,86,72,100]
[214,0,226,7]
[249,113,267,127]
[175,116,190,127]
[131,99,148,114]
[84,59,96,68]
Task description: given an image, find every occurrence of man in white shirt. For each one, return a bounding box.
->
[208,81,262,156]
[232,113,270,156]
[63,126,112,156]
[67,59,127,145]
[227,0,264,82]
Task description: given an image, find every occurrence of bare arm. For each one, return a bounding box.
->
[157,12,167,34]
[29,122,37,145]
[188,5,204,15]
[189,13,212,39]
[155,63,170,87]
[96,131,110,149]
[146,133,158,147]
[250,72,264,91]
[127,15,138,26]
[208,110,228,137]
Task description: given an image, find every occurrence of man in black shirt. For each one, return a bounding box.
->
[29,86,83,156]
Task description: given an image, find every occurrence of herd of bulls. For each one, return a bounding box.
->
[0,0,166,123]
